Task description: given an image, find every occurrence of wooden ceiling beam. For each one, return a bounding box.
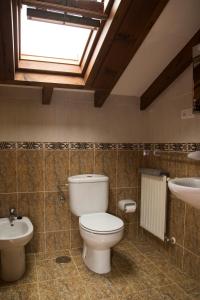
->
[22,0,106,20]
[0,0,15,80]
[85,0,169,107]
[140,29,200,110]
[94,89,110,107]
[42,86,53,104]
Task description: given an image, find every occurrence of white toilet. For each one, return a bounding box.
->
[68,174,124,274]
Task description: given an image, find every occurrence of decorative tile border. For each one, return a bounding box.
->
[168,143,188,152]
[70,142,94,150]
[95,143,117,150]
[118,143,139,150]
[45,142,69,150]
[0,142,16,150]
[187,143,200,152]
[154,143,169,151]
[144,143,154,151]
[0,142,200,152]
[17,142,43,150]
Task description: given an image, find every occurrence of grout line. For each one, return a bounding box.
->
[118,242,194,299]
[131,242,195,299]
[70,251,92,300]
[43,147,46,253]
[182,202,187,270]
[15,148,19,214]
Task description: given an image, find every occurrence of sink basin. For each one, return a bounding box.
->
[168,177,200,209]
[0,217,33,248]
[0,217,33,282]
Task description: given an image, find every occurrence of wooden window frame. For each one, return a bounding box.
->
[14,0,114,77]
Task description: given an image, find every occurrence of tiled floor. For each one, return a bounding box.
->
[0,239,200,300]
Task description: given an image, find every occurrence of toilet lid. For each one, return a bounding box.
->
[79,213,124,233]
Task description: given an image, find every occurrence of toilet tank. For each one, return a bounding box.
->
[68,174,109,216]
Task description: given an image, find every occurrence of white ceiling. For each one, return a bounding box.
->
[112,0,200,97]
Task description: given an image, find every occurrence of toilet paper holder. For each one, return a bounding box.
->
[118,199,136,213]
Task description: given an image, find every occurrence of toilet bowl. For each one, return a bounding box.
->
[79,212,124,274]
[68,174,124,274]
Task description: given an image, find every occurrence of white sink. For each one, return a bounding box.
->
[168,177,200,209]
[0,217,33,282]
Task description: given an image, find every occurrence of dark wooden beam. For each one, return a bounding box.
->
[140,29,200,110]
[0,0,15,80]
[94,90,110,107]
[42,86,53,104]
[85,0,169,107]
[22,0,106,20]
[27,8,100,29]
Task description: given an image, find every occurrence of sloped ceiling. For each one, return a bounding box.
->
[112,0,200,97]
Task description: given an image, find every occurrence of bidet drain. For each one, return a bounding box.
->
[56,256,71,264]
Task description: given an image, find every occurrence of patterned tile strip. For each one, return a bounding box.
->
[168,143,188,152]
[118,143,138,150]
[17,142,43,150]
[70,142,94,150]
[45,142,69,150]
[0,142,16,150]
[95,143,117,150]
[0,142,200,152]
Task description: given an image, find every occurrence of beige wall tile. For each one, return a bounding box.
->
[187,159,200,177]
[46,231,70,252]
[17,150,44,192]
[70,230,83,249]
[108,188,117,215]
[167,196,186,246]
[168,244,184,270]
[175,153,188,177]
[45,150,69,191]
[26,232,45,253]
[183,249,200,281]
[0,151,16,193]
[0,193,17,217]
[70,150,94,176]
[184,204,200,256]
[45,192,70,232]
[70,214,79,230]
[18,192,45,232]
[117,151,138,187]
[94,150,117,188]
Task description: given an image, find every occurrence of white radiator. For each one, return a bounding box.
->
[140,174,167,241]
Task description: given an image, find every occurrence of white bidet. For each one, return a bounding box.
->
[0,217,33,282]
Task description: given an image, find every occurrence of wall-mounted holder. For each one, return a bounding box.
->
[164,236,176,245]
[118,199,136,213]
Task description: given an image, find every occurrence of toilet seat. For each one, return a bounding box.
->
[79,212,124,235]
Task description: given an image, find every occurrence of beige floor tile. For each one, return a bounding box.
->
[35,249,70,262]
[39,277,89,300]
[157,284,191,300]
[0,283,39,300]
[36,258,79,282]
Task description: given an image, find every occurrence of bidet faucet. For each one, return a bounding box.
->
[9,208,16,226]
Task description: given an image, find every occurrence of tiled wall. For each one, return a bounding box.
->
[0,141,199,281]
[0,142,140,254]
[140,149,200,282]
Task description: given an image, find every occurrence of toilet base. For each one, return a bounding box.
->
[82,243,111,274]
[0,247,25,282]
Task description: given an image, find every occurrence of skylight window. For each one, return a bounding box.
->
[20,5,92,64]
